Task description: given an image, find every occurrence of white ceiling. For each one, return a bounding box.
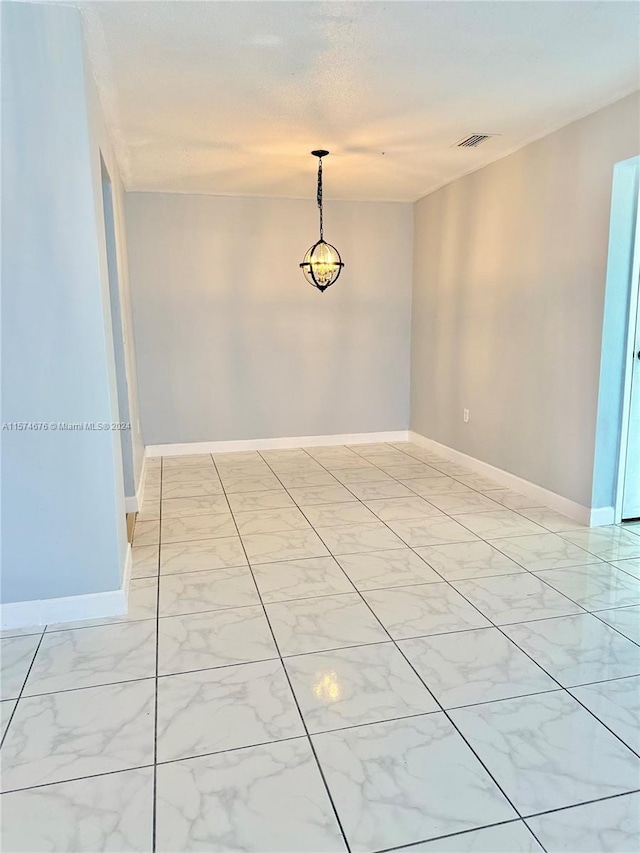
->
[79,0,640,201]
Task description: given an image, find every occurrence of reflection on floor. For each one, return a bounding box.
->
[2,441,640,852]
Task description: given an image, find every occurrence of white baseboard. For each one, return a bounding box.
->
[408,431,610,528]
[589,506,616,526]
[0,545,133,631]
[146,430,410,458]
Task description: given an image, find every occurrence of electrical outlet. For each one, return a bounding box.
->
[463,408,470,423]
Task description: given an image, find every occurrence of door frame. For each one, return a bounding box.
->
[100,154,136,502]
[615,171,640,522]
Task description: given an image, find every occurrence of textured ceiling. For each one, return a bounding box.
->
[79,1,640,201]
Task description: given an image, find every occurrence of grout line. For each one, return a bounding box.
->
[0,763,157,796]
[0,629,47,750]
[212,451,353,853]
[373,817,532,853]
[154,734,305,770]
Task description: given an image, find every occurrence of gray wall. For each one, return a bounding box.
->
[126,194,413,445]
[411,92,640,508]
[1,2,127,602]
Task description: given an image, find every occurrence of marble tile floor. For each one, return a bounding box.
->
[2,441,640,852]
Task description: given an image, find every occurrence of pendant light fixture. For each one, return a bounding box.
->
[300,150,344,292]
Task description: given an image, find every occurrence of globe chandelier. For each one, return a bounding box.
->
[299,150,344,292]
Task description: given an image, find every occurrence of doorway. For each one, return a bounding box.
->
[592,156,640,524]
[100,157,136,524]
[619,268,640,521]
[612,157,640,522]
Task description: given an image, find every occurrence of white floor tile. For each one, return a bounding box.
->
[515,506,588,533]
[454,473,503,491]
[0,625,44,640]
[1,634,41,700]
[526,792,640,852]
[570,676,640,753]
[363,583,491,639]
[316,522,405,555]
[158,605,278,675]
[156,659,304,762]
[300,502,379,528]
[136,501,160,523]
[454,510,548,540]
[363,496,444,521]
[252,556,354,603]
[346,480,416,500]
[488,532,603,571]
[24,620,156,694]
[479,489,544,511]
[132,520,160,547]
[159,566,259,617]
[217,462,272,479]
[534,564,640,610]
[1,698,17,739]
[286,484,358,505]
[450,691,640,815]
[161,468,221,485]
[386,516,479,547]
[503,613,640,686]
[160,536,247,574]
[284,642,438,732]
[278,471,338,488]
[427,492,505,515]
[160,512,237,543]
[131,545,159,579]
[403,477,471,497]
[227,489,294,513]
[161,480,224,499]
[221,474,282,494]
[163,454,214,469]
[561,527,640,562]
[312,713,516,852]
[242,528,329,564]
[331,467,392,485]
[415,541,525,581]
[452,574,583,625]
[377,463,443,480]
[336,548,443,590]
[266,593,388,655]
[142,482,161,502]
[0,767,154,852]
[155,739,346,853]
[596,605,640,643]
[609,557,640,579]
[233,506,310,534]
[1,679,155,791]
[398,627,557,708]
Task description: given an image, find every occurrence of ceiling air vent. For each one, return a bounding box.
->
[456,134,493,148]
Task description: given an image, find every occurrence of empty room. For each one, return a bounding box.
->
[2,1,640,851]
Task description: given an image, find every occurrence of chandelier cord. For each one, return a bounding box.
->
[317,156,324,240]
